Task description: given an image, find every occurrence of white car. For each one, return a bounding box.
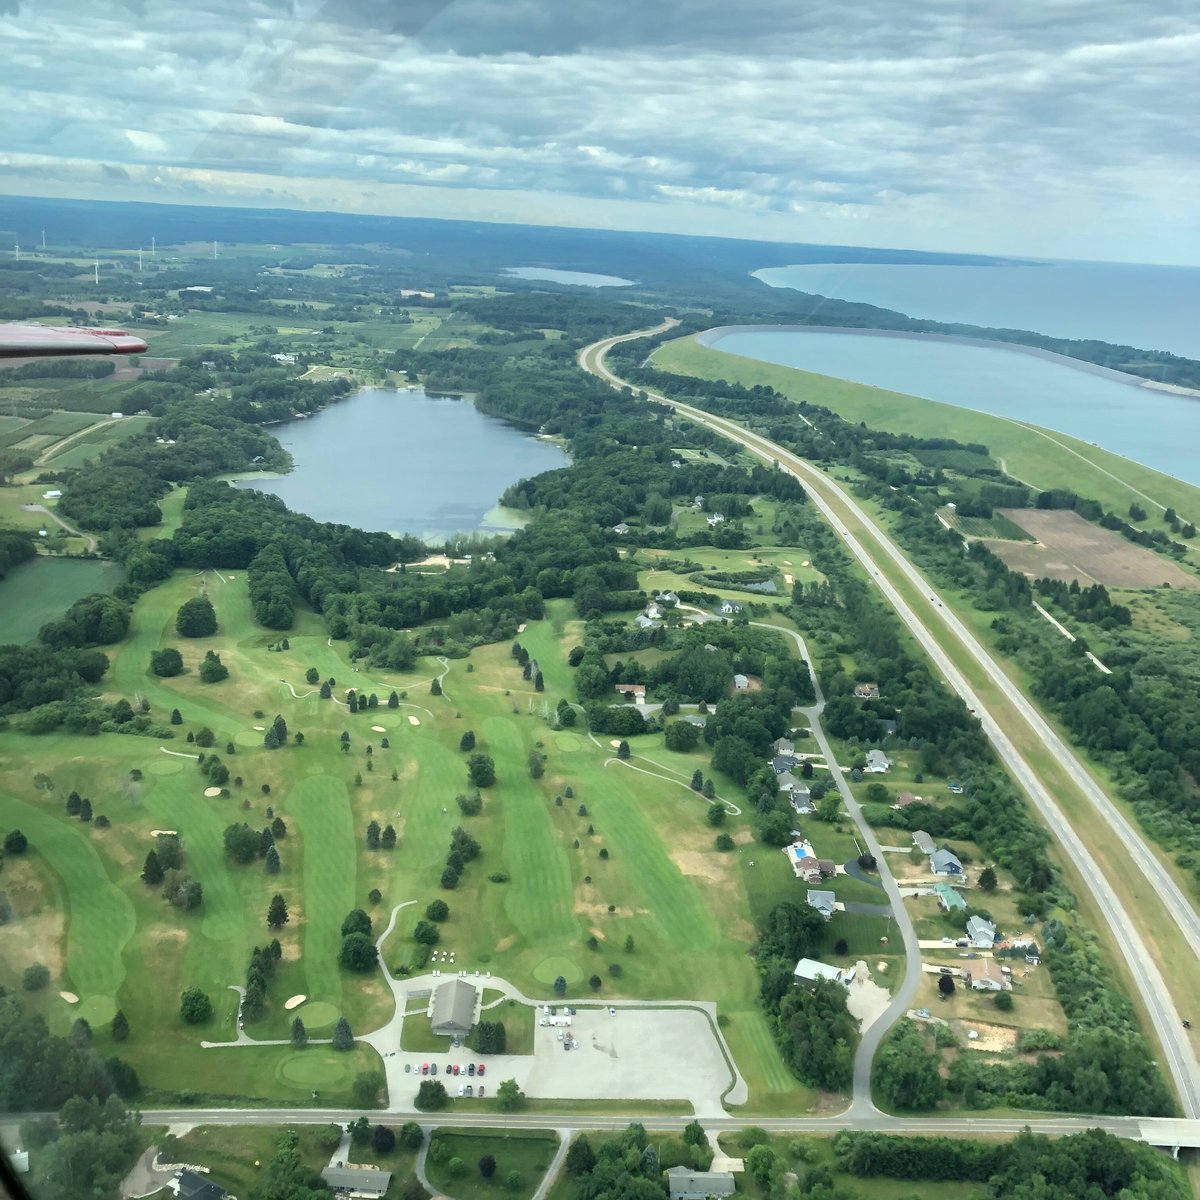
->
[608,1007,617,1016]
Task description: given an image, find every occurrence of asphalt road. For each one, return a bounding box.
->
[579,324,1200,1119]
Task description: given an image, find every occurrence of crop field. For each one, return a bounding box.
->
[948,511,1034,541]
[42,415,155,468]
[990,508,1200,588]
[0,567,817,1110]
[0,557,125,644]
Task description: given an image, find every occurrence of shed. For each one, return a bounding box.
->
[733,673,749,690]
[429,978,477,1036]
[666,1168,736,1200]
[793,958,844,985]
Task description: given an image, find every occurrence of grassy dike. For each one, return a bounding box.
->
[653,333,1200,534]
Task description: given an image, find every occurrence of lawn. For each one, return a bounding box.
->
[425,1129,559,1200]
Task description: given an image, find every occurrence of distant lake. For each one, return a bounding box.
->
[505,267,634,287]
[699,326,1200,487]
[754,260,1200,360]
[236,388,568,541]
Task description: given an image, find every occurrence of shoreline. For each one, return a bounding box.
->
[696,324,1200,399]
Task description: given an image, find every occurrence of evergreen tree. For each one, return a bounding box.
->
[319,680,332,699]
[79,798,93,822]
[263,726,280,750]
[366,820,381,849]
[265,845,281,874]
[170,708,183,725]
[267,892,289,928]
[290,1016,307,1047]
[388,691,399,708]
[431,677,442,696]
[690,769,704,791]
[111,1010,130,1042]
[141,850,164,885]
[331,1016,354,1050]
[381,824,397,849]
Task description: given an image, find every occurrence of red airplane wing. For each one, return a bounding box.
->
[0,324,148,358]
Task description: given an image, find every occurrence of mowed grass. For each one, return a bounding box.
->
[653,334,1200,530]
[0,560,821,1111]
[0,557,125,643]
[425,1129,559,1200]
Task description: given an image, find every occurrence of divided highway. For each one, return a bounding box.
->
[579,322,1200,1118]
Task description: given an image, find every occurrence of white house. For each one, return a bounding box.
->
[966,915,996,948]
[969,960,1006,991]
[733,673,749,691]
[612,522,631,535]
[773,736,795,755]
[720,601,741,615]
[707,512,725,526]
[656,591,680,606]
[865,749,891,773]
[807,889,836,920]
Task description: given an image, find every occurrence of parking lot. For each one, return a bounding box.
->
[386,1002,739,1117]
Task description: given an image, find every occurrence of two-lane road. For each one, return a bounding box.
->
[579,323,1200,1118]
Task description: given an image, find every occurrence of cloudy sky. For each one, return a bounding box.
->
[2,0,1198,262]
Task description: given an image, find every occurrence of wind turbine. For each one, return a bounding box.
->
[94,260,100,285]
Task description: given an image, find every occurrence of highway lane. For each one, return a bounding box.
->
[579,325,1200,1118]
[6,1108,1197,1148]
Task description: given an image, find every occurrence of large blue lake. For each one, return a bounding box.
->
[753,260,1200,359]
[699,327,1200,486]
[505,267,634,287]
[236,388,568,541]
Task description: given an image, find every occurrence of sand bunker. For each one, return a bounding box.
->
[372,725,387,733]
[517,623,527,633]
[150,829,177,837]
[408,715,421,726]
[284,994,307,1011]
[59,991,79,1004]
[784,573,794,585]
[801,560,811,567]
[203,787,222,798]
[253,725,265,731]
[610,739,622,748]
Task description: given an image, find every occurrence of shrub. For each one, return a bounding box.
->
[415,1079,448,1110]
[180,986,213,1023]
[994,991,1014,1011]
[23,963,50,990]
[150,647,184,677]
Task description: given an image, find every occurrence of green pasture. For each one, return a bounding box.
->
[0,557,125,644]
[654,334,1200,528]
[43,415,155,468]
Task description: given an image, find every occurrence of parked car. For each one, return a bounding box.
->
[608,1007,617,1016]
[421,1063,429,1075]
[452,1064,460,1075]
[404,1063,411,1073]
[478,1086,485,1097]
[477,1064,485,1076]
[430,1064,438,1075]
[465,1084,473,1096]
[468,1063,476,1076]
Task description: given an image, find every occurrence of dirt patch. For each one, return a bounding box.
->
[669,849,726,883]
[733,828,755,845]
[989,509,1199,589]
[494,935,518,953]
[953,1019,1019,1053]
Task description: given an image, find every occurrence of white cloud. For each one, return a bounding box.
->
[0,0,1197,261]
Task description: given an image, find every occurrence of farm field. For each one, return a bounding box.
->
[0,568,822,1111]
[988,507,1200,588]
[652,333,1200,540]
[0,556,125,644]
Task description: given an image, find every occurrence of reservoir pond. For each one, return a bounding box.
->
[699,327,1200,487]
[235,388,568,540]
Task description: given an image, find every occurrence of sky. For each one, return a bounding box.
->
[1,0,1198,263]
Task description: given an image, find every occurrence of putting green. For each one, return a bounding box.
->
[146,758,183,776]
[76,994,118,1026]
[296,1000,339,1028]
[235,730,262,747]
[532,955,582,985]
[554,733,582,751]
[275,1050,352,1089]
